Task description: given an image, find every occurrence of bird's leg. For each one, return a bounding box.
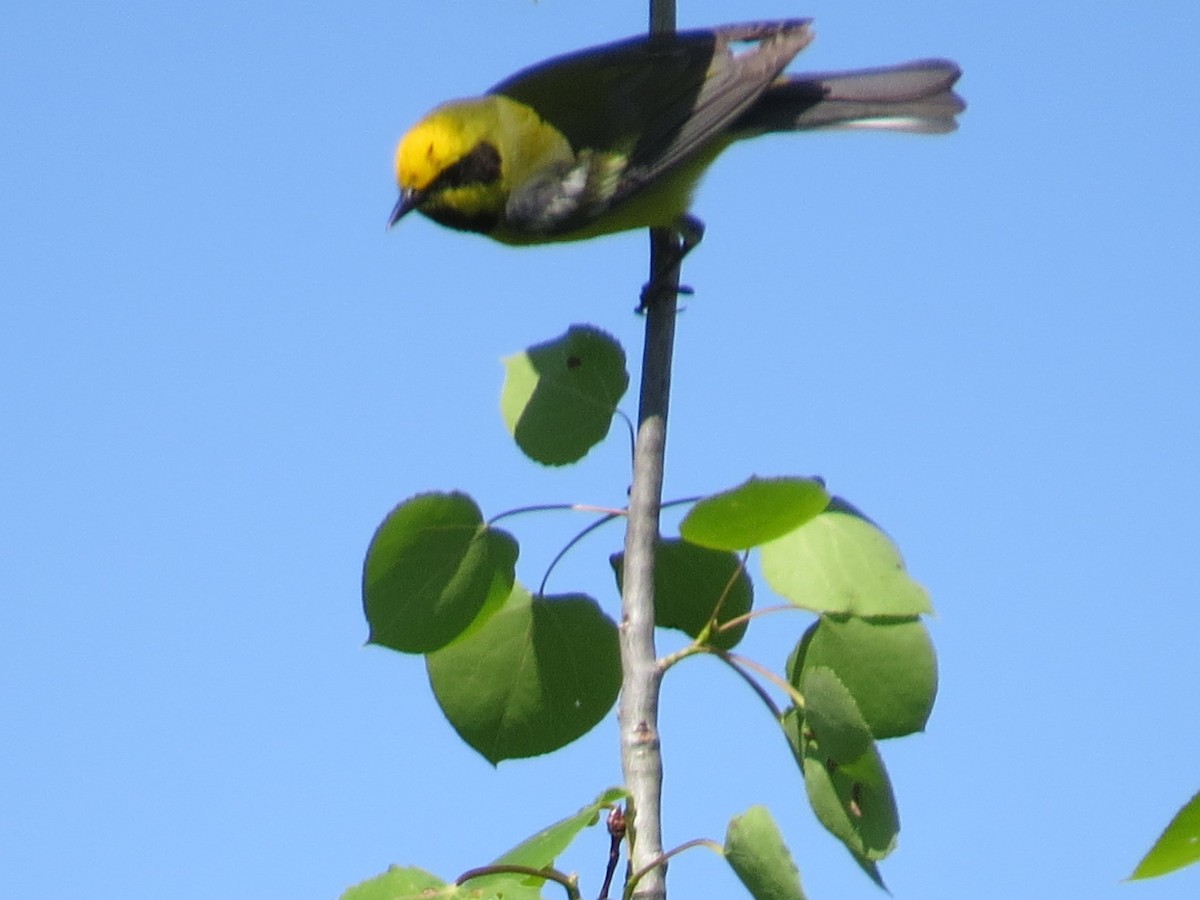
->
[638,215,705,312]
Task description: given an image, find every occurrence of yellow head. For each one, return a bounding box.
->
[390,95,575,238]
[390,98,509,234]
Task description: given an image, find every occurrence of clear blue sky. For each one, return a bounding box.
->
[3,2,1198,897]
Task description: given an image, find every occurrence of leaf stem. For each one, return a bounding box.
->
[457,864,580,899]
[488,502,625,525]
[539,510,623,596]
[623,839,724,900]
[714,603,801,635]
[719,650,806,712]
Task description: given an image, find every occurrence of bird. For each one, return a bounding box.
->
[388,20,963,293]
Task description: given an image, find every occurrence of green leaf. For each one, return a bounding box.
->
[780,707,887,890]
[789,617,937,739]
[761,507,931,616]
[343,790,628,900]
[494,788,627,869]
[363,492,518,653]
[1130,790,1200,880]
[798,668,899,863]
[801,667,873,764]
[802,739,899,865]
[611,539,752,650]
[340,865,450,900]
[426,585,620,762]
[725,805,807,900]
[680,476,829,551]
[501,325,629,466]
[459,788,628,897]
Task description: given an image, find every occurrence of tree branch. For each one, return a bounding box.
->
[617,6,679,899]
[618,266,675,900]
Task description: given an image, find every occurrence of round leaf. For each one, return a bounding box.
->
[426,585,620,763]
[680,476,829,550]
[500,325,629,466]
[362,492,518,653]
[791,616,937,739]
[761,509,931,616]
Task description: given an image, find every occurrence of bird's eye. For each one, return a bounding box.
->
[432,142,502,191]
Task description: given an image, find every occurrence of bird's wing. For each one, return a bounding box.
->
[490,21,814,206]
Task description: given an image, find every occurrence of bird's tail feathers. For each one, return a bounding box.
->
[738,59,965,135]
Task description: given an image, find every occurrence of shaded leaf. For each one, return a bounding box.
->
[725,805,807,900]
[427,585,620,762]
[363,492,518,653]
[779,707,887,890]
[680,476,829,551]
[790,616,937,739]
[501,325,628,466]
[801,667,873,764]
[1130,790,1200,880]
[761,508,931,616]
[798,668,899,863]
[611,539,752,649]
[802,746,899,864]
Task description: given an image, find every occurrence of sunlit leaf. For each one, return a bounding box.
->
[458,789,628,897]
[1130,790,1200,880]
[680,476,829,550]
[343,790,628,899]
[501,325,628,466]
[340,865,450,899]
[427,585,620,762]
[761,507,930,616]
[725,805,807,900]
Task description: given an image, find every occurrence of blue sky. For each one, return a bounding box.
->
[3,1,1198,897]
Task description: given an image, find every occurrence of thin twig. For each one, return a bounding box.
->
[598,805,627,900]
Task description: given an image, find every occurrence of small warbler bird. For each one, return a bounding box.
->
[389,20,962,275]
